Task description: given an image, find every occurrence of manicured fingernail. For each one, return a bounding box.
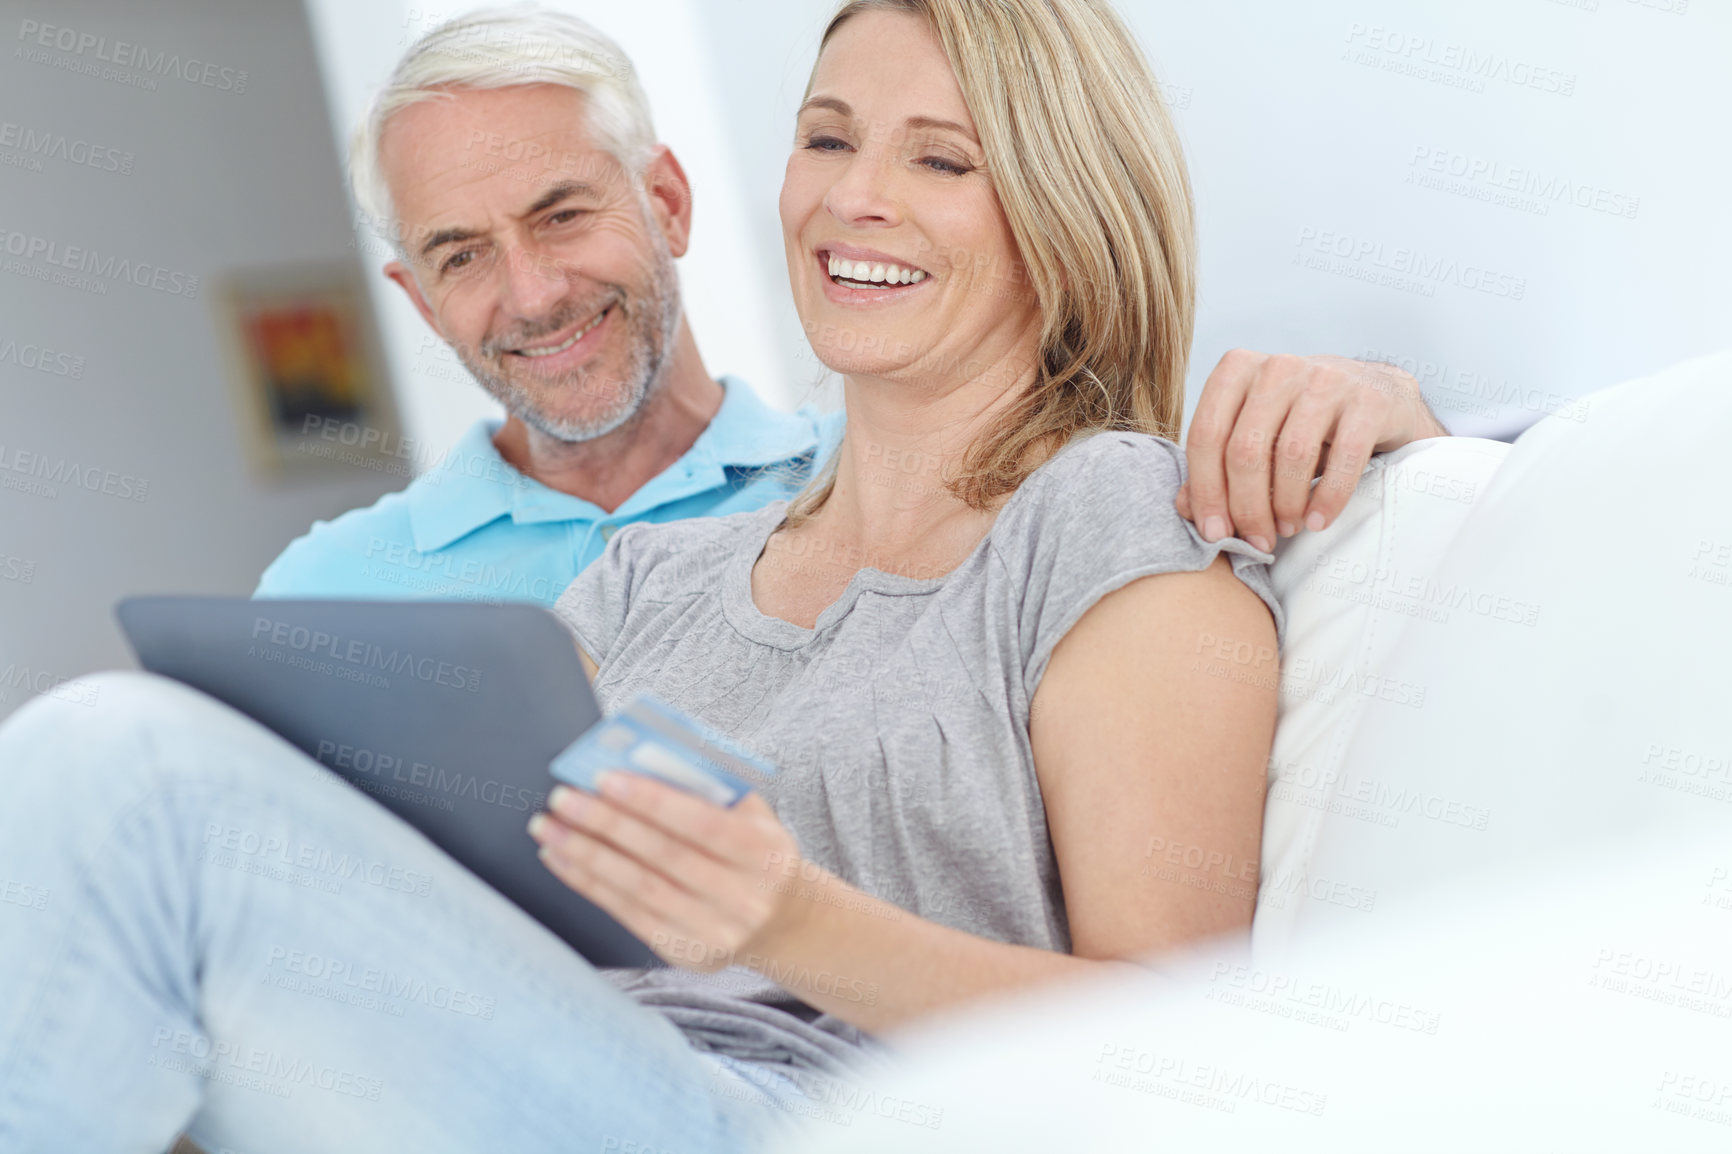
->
[595,771,628,799]
[1306,511,1326,531]
[550,785,588,821]
[1277,520,1296,538]
[527,813,549,839]
[1201,516,1227,543]
[1247,534,1272,553]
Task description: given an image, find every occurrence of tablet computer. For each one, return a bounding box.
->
[116,595,660,968]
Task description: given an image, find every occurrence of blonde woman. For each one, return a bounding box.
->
[538,0,1280,1075]
[0,2,1280,1151]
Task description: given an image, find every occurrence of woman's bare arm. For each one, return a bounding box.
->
[606,554,1279,1034]
[1030,554,1277,959]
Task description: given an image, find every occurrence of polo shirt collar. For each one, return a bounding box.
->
[407,419,527,553]
[690,374,823,469]
[406,377,821,552]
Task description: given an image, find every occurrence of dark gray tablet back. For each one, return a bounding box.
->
[116,595,659,968]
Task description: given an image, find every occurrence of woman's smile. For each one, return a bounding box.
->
[815,241,933,305]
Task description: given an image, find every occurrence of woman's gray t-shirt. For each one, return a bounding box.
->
[552,431,1283,1075]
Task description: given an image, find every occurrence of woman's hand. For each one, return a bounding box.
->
[528,773,805,972]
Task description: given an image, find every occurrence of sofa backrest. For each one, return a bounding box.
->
[1256,435,1509,955]
[1256,349,1732,960]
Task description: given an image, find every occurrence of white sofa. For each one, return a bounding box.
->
[774,349,1732,1151]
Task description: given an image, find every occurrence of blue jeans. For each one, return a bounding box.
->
[0,673,811,1154]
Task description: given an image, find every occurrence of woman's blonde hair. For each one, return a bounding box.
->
[787,0,1196,518]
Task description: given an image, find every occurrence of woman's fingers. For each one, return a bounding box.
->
[593,773,789,872]
[532,813,752,964]
[529,775,801,970]
[532,828,661,927]
[545,781,717,875]
[534,831,736,967]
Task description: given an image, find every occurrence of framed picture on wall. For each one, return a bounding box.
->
[217,261,404,480]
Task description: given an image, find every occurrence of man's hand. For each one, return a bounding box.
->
[1175,350,1449,551]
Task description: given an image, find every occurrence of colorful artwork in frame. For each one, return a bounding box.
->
[218,262,400,479]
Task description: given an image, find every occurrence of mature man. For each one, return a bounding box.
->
[257,8,1444,603]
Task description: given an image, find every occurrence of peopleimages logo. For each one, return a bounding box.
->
[0,336,83,378]
[0,119,134,174]
[0,664,100,707]
[249,618,482,692]
[0,442,149,500]
[16,20,248,93]
[1294,227,1526,301]
[0,227,198,298]
[264,945,498,1020]
[315,741,543,814]
[1343,23,1578,97]
[1407,146,1641,220]
[1092,1044,1329,1117]
[1207,963,1444,1035]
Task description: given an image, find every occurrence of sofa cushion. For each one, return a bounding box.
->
[1261,349,1732,958]
[775,818,1730,1152]
[1254,435,1509,956]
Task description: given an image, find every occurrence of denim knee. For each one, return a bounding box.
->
[0,670,312,816]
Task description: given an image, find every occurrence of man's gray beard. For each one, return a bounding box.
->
[461,230,684,444]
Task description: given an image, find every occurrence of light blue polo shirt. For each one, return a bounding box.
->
[255,377,841,607]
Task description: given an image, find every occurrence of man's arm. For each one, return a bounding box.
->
[1175,351,1449,551]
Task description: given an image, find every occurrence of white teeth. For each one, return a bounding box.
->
[825,254,929,288]
[517,308,606,357]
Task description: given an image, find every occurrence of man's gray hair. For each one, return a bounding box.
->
[350,4,657,231]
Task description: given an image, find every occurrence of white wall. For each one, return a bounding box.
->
[692,0,1732,438]
[315,0,1730,448]
[0,0,405,721]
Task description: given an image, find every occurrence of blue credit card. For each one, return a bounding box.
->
[548,694,777,807]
